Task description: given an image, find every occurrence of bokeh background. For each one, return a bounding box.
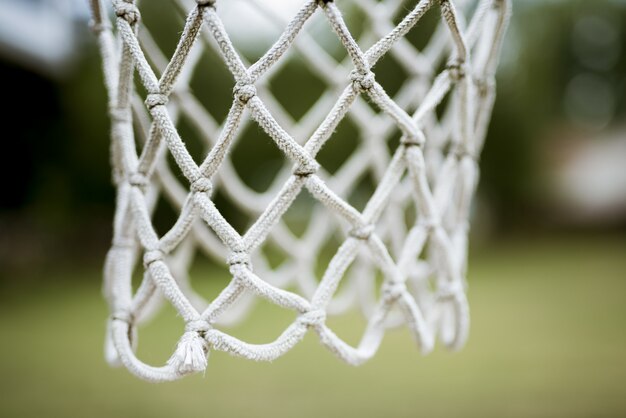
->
[1,0,625,417]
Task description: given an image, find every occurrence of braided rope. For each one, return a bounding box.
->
[91,0,510,381]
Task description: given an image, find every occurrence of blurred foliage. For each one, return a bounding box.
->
[1,237,625,417]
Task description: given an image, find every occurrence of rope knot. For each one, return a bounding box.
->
[196,0,216,7]
[382,281,407,300]
[145,93,169,109]
[109,108,131,123]
[401,130,426,147]
[293,161,319,177]
[114,1,141,24]
[111,309,134,324]
[437,280,464,300]
[190,177,212,193]
[350,69,375,93]
[298,309,326,327]
[143,249,164,267]
[233,83,256,104]
[452,144,478,161]
[186,319,211,334]
[349,224,375,240]
[129,172,149,189]
[475,76,494,97]
[418,217,440,230]
[112,236,134,249]
[227,251,251,268]
[446,62,467,82]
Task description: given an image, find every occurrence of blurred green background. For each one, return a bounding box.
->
[1,0,625,417]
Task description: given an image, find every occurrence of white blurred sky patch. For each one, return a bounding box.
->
[0,0,90,77]
[0,0,304,77]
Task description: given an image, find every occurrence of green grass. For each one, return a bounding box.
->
[1,236,625,418]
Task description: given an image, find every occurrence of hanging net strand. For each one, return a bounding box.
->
[90,0,510,382]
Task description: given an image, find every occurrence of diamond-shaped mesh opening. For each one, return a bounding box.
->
[281,191,317,237]
[223,294,303,344]
[210,187,251,235]
[187,247,232,290]
[316,116,360,175]
[373,53,412,98]
[346,170,377,213]
[396,0,441,49]
[174,113,212,164]
[256,239,290,271]
[136,303,186,364]
[267,55,328,121]
[187,49,238,123]
[149,193,184,237]
[229,119,286,193]
[314,230,346,280]
[139,1,187,59]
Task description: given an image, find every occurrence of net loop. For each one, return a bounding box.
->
[233,82,257,104]
[113,0,140,24]
[292,162,319,177]
[446,62,467,82]
[298,309,326,327]
[129,172,149,189]
[109,108,131,123]
[195,0,216,8]
[349,224,375,240]
[382,281,407,301]
[143,249,164,267]
[190,177,212,194]
[436,281,464,300]
[110,309,134,324]
[145,93,169,109]
[401,130,427,147]
[186,319,211,334]
[227,251,251,268]
[349,69,376,93]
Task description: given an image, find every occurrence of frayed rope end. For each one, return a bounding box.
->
[168,331,209,374]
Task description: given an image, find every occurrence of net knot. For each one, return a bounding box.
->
[452,144,477,161]
[298,309,326,327]
[227,251,251,268]
[349,224,374,240]
[350,69,375,92]
[145,93,169,109]
[233,83,257,104]
[109,108,131,123]
[114,1,141,24]
[293,162,319,177]
[401,130,426,147]
[129,172,149,188]
[185,319,211,334]
[382,281,407,300]
[111,309,134,324]
[190,177,212,193]
[112,236,134,249]
[418,217,440,230]
[195,0,216,7]
[446,62,467,82]
[89,20,107,34]
[475,76,494,97]
[143,249,164,267]
[437,280,464,300]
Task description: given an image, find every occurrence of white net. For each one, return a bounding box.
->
[90,0,510,381]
